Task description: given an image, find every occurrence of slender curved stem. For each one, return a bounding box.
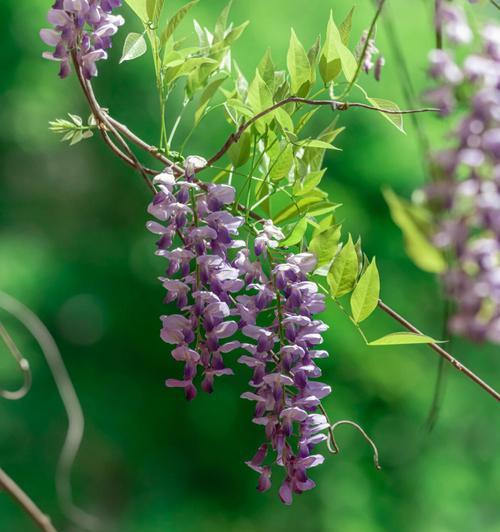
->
[204,97,439,169]
[378,299,500,402]
[0,321,32,401]
[0,468,57,532]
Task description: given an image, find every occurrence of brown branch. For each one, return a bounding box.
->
[378,299,500,402]
[0,468,57,532]
[204,97,439,168]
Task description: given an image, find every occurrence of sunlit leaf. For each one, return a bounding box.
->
[215,0,233,40]
[269,144,294,182]
[160,0,199,48]
[258,48,276,90]
[328,234,358,298]
[247,70,274,132]
[293,169,326,196]
[339,7,355,45]
[350,258,380,323]
[367,97,405,133]
[309,223,342,266]
[280,217,308,247]
[274,197,340,224]
[120,32,147,63]
[287,29,311,96]
[124,0,149,22]
[367,332,440,346]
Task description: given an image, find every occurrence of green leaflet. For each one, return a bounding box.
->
[258,48,276,90]
[120,33,147,63]
[228,131,251,168]
[328,234,358,298]
[339,7,355,45]
[319,11,357,85]
[297,139,340,150]
[383,188,447,274]
[274,197,340,225]
[350,258,380,323]
[160,0,199,48]
[293,169,326,196]
[279,217,308,247]
[214,0,233,40]
[367,97,405,133]
[247,70,274,132]
[287,29,312,96]
[124,0,149,22]
[269,144,294,182]
[308,223,342,267]
[367,332,439,346]
[194,75,228,125]
[147,0,165,23]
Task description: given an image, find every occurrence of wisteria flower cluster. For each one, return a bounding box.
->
[423,8,500,343]
[147,158,332,503]
[356,30,385,81]
[40,0,124,79]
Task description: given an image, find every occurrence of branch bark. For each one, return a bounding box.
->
[0,468,57,532]
[378,299,500,401]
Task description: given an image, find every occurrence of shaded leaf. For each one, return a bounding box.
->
[228,131,251,168]
[383,188,446,273]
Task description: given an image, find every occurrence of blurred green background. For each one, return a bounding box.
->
[1,1,499,531]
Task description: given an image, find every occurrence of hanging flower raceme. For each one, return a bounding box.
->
[237,227,331,504]
[147,157,246,399]
[40,0,124,79]
[422,17,500,343]
[356,30,385,81]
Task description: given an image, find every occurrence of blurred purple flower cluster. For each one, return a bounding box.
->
[356,30,385,81]
[424,9,500,343]
[40,0,124,79]
[147,158,332,503]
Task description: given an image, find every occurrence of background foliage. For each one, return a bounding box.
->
[0,0,499,530]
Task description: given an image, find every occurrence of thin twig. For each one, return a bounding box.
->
[378,299,500,402]
[0,292,98,531]
[0,468,57,532]
[491,0,500,9]
[204,97,439,169]
[0,321,32,401]
[328,420,381,470]
[435,0,443,50]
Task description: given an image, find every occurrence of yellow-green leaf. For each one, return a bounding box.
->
[350,258,380,323]
[160,0,199,47]
[274,197,340,225]
[125,0,149,22]
[280,217,308,247]
[367,97,405,133]
[328,235,358,298]
[269,144,294,182]
[287,29,311,96]
[195,75,228,125]
[309,223,342,267]
[247,70,274,131]
[228,131,251,168]
[367,332,440,346]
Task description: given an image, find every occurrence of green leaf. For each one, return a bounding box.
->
[269,144,294,182]
[160,0,199,48]
[247,70,274,132]
[297,139,339,150]
[258,48,276,90]
[367,97,405,133]
[367,332,439,346]
[293,169,326,196]
[383,188,447,273]
[319,13,341,85]
[328,235,359,298]
[194,76,228,125]
[350,258,380,323]
[339,7,355,45]
[308,35,322,69]
[280,217,308,247]
[308,223,342,267]
[223,21,250,45]
[275,108,294,133]
[120,32,148,63]
[147,0,165,23]
[228,131,251,168]
[215,0,233,40]
[125,0,149,22]
[287,29,311,96]
[274,197,340,225]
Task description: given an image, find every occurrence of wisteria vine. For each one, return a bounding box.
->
[27,0,500,520]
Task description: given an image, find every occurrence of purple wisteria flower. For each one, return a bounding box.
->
[148,169,333,502]
[423,15,500,344]
[40,0,124,79]
[356,30,385,81]
[147,159,246,399]
[237,234,331,504]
